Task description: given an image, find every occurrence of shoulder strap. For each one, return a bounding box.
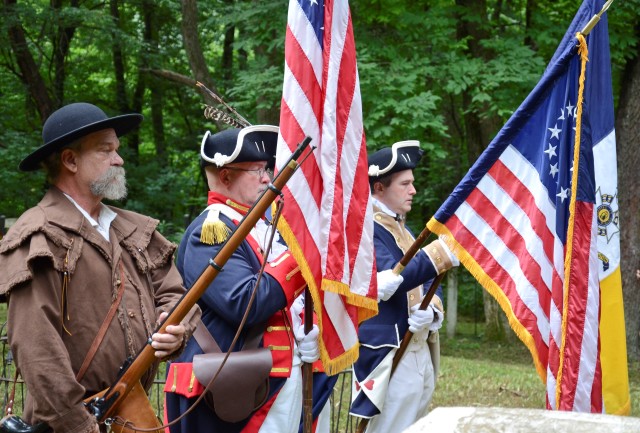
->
[75,262,127,382]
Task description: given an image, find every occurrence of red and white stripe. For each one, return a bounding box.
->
[276,0,377,374]
[442,144,601,411]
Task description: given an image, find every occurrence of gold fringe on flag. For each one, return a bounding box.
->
[276,213,378,376]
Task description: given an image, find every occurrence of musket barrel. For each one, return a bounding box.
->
[93,136,312,423]
[0,137,312,432]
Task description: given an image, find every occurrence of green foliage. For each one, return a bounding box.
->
[1,0,639,336]
[455,272,487,322]
[0,132,46,217]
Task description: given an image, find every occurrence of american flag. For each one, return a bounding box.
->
[428,0,628,412]
[275,0,378,375]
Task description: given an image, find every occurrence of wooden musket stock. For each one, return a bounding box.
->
[356,225,445,433]
[392,224,431,274]
[0,137,313,433]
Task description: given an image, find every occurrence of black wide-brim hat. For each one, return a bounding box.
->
[368,140,424,178]
[19,102,143,172]
[200,125,279,169]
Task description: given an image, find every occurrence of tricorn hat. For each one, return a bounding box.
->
[19,102,143,172]
[200,125,279,169]
[368,140,424,179]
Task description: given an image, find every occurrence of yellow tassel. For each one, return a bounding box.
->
[200,209,231,245]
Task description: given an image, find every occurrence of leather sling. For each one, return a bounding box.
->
[76,263,127,382]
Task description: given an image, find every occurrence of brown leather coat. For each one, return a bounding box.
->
[0,187,199,433]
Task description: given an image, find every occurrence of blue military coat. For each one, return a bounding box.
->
[350,208,442,418]
[164,192,306,433]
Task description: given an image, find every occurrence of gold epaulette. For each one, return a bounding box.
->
[200,209,231,245]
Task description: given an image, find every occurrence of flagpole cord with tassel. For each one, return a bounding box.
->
[555,31,589,411]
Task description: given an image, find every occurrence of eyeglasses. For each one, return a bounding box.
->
[225,166,274,179]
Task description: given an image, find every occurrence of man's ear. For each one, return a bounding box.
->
[373,181,384,195]
[60,149,79,173]
[219,167,232,187]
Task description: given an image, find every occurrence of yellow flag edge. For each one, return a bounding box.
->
[429,218,547,382]
[276,211,378,375]
[600,267,631,415]
[555,33,589,408]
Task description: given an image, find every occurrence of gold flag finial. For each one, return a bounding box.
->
[580,0,614,36]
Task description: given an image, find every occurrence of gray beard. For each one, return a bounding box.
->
[90,166,127,200]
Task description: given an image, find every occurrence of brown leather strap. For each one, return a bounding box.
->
[76,263,127,382]
[193,319,221,353]
[4,369,19,416]
[192,319,263,354]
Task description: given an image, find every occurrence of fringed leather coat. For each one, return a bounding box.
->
[0,187,199,433]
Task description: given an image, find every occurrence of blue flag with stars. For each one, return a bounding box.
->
[427,0,628,413]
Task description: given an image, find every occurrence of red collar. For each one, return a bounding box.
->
[207,191,251,216]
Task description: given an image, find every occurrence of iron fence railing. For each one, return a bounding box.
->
[0,326,356,433]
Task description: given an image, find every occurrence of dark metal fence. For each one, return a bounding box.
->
[0,326,356,432]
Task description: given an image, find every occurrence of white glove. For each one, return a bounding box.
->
[295,323,320,363]
[289,295,304,331]
[376,269,404,301]
[429,304,444,331]
[408,304,435,333]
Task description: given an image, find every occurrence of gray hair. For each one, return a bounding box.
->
[42,139,82,184]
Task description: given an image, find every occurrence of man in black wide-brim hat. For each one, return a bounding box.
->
[0,102,200,433]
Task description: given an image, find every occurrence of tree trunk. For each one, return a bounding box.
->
[180,0,224,130]
[110,0,131,114]
[456,0,514,341]
[616,26,640,361]
[221,24,234,83]
[221,0,235,86]
[524,0,538,51]
[51,0,78,105]
[142,0,167,167]
[254,42,279,125]
[4,0,54,121]
[110,0,141,162]
[446,268,458,338]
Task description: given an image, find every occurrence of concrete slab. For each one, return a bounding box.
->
[403,407,640,433]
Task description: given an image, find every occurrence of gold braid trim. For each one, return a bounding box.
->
[423,239,453,275]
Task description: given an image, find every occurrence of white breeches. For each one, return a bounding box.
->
[259,366,303,433]
[366,331,435,433]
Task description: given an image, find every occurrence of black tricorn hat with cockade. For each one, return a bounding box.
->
[19,102,143,172]
[200,125,279,169]
[367,140,423,179]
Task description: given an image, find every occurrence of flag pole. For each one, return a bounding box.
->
[392,224,432,274]
[579,0,614,36]
[356,272,446,433]
[356,224,441,433]
[302,287,314,433]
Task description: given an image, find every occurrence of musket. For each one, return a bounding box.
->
[355,225,447,433]
[0,136,313,433]
[391,225,432,275]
